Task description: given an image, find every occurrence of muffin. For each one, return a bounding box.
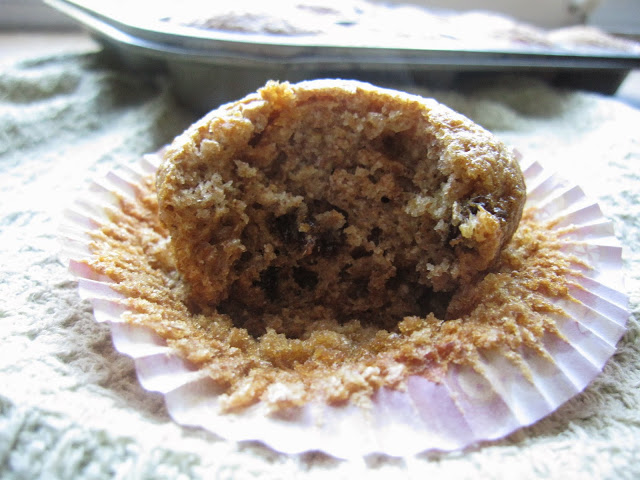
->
[156,79,526,335]
[65,80,627,456]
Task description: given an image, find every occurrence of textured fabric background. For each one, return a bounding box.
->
[1,51,639,479]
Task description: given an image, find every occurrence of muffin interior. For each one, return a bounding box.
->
[239,98,451,333]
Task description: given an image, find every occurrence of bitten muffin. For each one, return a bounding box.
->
[156,79,525,333]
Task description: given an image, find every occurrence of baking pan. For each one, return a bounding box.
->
[45,0,640,112]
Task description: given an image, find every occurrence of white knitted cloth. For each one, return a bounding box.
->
[1,51,638,479]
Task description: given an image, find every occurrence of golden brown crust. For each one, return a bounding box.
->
[156,80,526,334]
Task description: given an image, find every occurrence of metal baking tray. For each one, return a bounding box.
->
[46,0,640,113]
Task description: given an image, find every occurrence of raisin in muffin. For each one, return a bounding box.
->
[156,79,525,333]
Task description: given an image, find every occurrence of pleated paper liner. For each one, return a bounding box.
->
[60,151,629,459]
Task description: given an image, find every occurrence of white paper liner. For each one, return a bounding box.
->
[60,152,629,459]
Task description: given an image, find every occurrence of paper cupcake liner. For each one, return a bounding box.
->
[60,151,629,459]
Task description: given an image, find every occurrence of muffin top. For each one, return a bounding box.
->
[156,79,525,333]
